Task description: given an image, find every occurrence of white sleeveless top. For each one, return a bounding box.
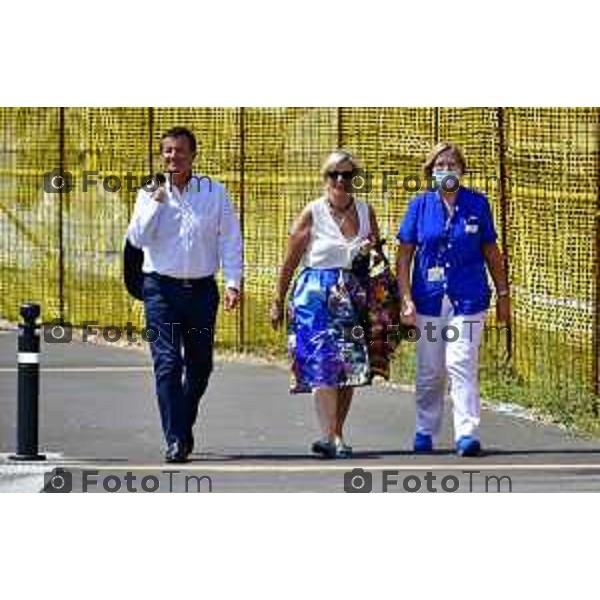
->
[302,197,371,269]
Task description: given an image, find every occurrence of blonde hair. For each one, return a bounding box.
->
[320,149,361,181]
[423,141,467,179]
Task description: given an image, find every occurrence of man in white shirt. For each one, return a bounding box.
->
[127,127,243,462]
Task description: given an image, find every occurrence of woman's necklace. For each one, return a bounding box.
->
[327,197,355,229]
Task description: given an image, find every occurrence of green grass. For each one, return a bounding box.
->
[481,373,600,437]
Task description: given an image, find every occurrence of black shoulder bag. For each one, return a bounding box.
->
[123,238,145,301]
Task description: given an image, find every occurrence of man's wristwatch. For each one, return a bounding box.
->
[497,289,510,298]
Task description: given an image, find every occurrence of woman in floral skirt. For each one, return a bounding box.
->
[270,150,381,458]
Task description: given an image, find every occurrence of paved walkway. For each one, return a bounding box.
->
[1,330,600,492]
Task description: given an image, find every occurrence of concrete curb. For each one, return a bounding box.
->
[0,454,64,493]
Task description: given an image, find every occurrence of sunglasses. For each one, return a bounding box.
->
[328,170,355,181]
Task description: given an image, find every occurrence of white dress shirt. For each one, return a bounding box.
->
[126,175,243,290]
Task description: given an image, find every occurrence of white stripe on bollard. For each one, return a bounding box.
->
[18,352,40,364]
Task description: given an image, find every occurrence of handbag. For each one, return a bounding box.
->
[123,238,145,301]
[352,239,402,380]
[122,173,166,301]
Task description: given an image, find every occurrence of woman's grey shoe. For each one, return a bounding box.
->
[334,439,353,459]
[311,438,336,458]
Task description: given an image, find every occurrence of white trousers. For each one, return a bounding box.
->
[415,296,486,442]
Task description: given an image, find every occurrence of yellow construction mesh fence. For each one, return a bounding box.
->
[0,107,598,415]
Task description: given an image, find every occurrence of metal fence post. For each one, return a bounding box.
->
[239,107,246,351]
[58,107,65,323]
[497,107,513,366]
[593,108,600,411]
[148,106,154,175]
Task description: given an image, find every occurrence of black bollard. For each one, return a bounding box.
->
[9,303,46,461]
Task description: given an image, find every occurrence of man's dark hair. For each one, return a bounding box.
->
[160,127,197,154]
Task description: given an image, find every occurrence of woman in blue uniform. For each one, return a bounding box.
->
[397,142,510,456]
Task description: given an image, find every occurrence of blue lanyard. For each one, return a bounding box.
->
[442,198,455,235]
[435,199,455,267]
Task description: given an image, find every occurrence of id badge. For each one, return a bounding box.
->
[427,267,445,282]
[465,216,479,234]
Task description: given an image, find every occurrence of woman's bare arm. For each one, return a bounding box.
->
[482,241,511,323]
[396,242,416,325]
[270,206,312,328]
[482,242,508,294]
[396,243,415,300]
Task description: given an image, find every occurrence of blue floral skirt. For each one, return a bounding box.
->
[288,267,371,394]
